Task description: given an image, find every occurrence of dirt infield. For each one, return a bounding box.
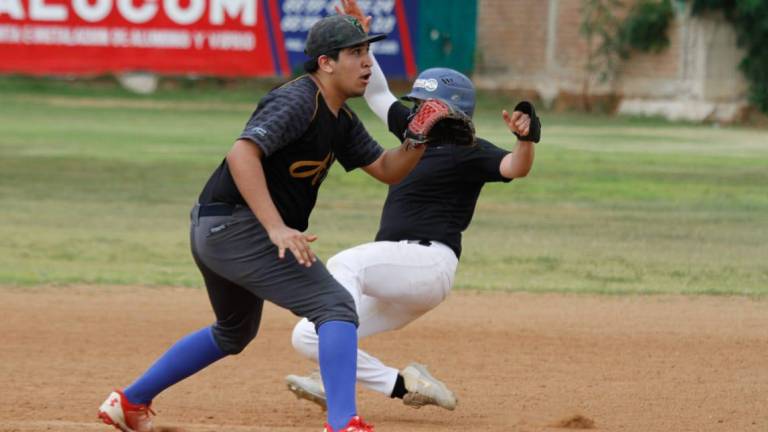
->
[1,286,766,432]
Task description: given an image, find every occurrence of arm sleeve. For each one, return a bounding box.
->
[364,52,398,125]
[237,82,316,157]
[455,138,513,183]
[387,101,412,143]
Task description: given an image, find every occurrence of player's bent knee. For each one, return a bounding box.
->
[211,323,259,355]
[311,302,359,331]
[305,284,359,328]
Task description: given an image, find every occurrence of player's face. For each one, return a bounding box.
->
[332,43,372,97]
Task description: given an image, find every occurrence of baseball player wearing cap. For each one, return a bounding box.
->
[97,15,427,432]
[284,0,541,413]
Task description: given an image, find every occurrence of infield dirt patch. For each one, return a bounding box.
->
[1,286,765,432]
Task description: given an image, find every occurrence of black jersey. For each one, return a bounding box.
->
[198,75,384,231]
[375,102,511,258]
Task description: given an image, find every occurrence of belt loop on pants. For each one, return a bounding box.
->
[406,239,432,247]
[191,203,201,226]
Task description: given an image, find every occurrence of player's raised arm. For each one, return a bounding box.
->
[364,52,398,125]
[499,101,541,179]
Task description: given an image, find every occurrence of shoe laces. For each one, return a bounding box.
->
[125,399,156,417]
[347,416,374,431]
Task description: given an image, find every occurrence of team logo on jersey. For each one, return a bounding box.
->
[413,78,438,92]
[249,126,268,137]
[289,152,335,186]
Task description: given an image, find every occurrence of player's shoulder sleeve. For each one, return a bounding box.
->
[336,105,385,171]
[237,76,318,157]
[387,101,412,142]
[454,138,512,183]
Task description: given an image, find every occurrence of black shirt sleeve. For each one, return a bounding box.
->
[237,79,316,157]
[454,138,512,183]
[387,101,412,142]
[335,106,385,171]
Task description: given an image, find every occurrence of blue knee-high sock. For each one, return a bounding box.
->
[124,326,226,404]
[318,320,358,431]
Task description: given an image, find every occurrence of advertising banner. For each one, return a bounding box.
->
[273,0,417,77]
[0,0,419,77]
[0,0,276,76]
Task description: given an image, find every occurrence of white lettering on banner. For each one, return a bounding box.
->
[278,0,394,16]
[117,0,158,24]
[193,30,205,49]
[1,23,255,51]
[22,25,109,45]
[130,27,189,48]
[284,37,302,52]
[208,30,254,50]
[282,37,400,56]
[0,24,22,42]
[110,27,129,46]
[371,0,395,15]
[371,40,399,55]
[72,0,111,23]
[210,0,255,26]
[280,14,320,32]
[370,15,395,34]
[0,0,25,20]
[0,0,259,26]
[279,0,397,38]
[29,0,66,21]
[305,0,324,14]
[164,0,205,25]
[282,0,302,14]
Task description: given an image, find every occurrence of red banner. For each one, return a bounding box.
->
[0,0,276,76]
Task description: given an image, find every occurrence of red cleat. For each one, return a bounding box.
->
[97,389,155,432]
[324,415,375,432]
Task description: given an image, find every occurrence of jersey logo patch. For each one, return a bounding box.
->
[289,152,334,186]
[249,126,268,137]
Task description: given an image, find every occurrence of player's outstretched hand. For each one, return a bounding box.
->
[268,225,318,267]
[503,109,530,137]
[503,101,541,143]
[336,0,371,32]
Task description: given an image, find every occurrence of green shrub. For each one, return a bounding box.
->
[622,0,675,53]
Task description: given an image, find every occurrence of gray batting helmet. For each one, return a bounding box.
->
[402,68,476,118]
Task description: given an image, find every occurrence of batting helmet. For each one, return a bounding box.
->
[402,68,476,118]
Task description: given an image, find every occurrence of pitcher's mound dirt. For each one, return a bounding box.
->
[0,286,766,432]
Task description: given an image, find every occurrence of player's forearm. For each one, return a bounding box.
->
[381,145,426,183]
[500,141,535,179]
[226,140,286,231]
[364,52,397,124]
[366,144,425,184]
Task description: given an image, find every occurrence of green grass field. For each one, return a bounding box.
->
[1,76,766,295]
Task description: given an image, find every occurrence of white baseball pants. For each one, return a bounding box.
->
[291,240,458,395]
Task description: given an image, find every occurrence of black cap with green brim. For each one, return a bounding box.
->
[304,15,387,58]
